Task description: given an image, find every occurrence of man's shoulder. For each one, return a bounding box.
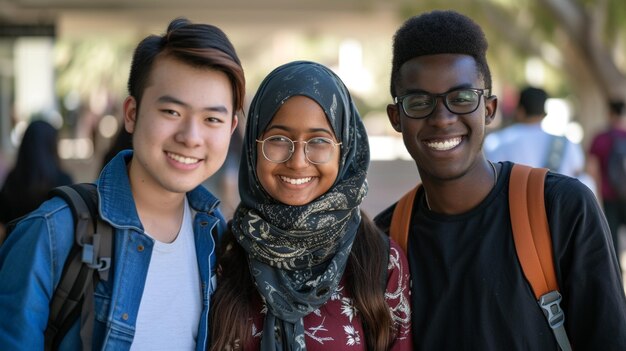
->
[3,197,75,256]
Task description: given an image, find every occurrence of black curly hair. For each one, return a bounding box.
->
[390,10,492,97]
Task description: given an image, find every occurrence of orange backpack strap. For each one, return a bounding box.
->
[509,164,572,351]
[509,164,557,297]
[389,185,420,254]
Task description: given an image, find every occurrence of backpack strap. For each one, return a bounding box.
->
[544,135,567,171]
[509,164,572,351]
[389,185,420,254]
[44,184,113,351]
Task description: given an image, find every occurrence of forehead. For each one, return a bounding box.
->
[266,96,332,131]
[396,54,482,94]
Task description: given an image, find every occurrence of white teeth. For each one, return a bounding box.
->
[280,176,312,185]
[167,152,199,165]
[426,137,462,151]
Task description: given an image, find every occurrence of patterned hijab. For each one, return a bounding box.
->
[231,61,370,350]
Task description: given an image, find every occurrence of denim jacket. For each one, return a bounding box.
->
[0,150,225,350]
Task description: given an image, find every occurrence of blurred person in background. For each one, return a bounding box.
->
[588,99,626,271]
[0,119,73,242]
[484,86,586,178]
[100,127,133,171]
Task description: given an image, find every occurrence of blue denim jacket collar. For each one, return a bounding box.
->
[96,150,221,229]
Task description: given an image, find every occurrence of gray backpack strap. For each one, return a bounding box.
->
[44,184,113,351]
[544,135,567,171]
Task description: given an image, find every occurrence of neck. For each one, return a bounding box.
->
[612,118,626,130]
[128,159,186,243]
[423,160,498,215]
[519,116,543,125]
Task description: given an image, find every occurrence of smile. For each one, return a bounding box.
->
[280,176,313,185]
[167,152,200,165]
[425,137,462,151]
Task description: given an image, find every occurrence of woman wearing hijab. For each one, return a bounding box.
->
[210,61,412,351]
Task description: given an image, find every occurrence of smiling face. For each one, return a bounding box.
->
[256,95,340,206]
[387,53,497,182]
[124,55,237,196]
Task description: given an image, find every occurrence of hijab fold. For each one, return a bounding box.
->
[231,61,370,351]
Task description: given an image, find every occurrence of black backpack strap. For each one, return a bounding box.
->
[44,184,113,351]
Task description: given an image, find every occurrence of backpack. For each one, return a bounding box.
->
[608,131,626,200]
[389,164,572,351]
[5,183,114,350]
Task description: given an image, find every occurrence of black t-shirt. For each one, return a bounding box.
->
[375,161,626,350]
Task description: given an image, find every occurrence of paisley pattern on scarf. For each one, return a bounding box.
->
[232,61,370,351]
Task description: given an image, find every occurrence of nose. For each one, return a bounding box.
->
[176,117,203,147]
[428,97,457,127]
[284,141,308,169]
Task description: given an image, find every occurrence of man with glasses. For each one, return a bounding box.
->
[374,10,626,350]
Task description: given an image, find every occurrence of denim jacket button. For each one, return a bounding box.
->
[137,245,144,252]
[274,325,281,340]
[122,313,129,320]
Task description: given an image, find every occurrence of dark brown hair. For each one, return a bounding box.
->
[127,17,245,117]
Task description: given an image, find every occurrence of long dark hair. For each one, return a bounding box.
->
[0,120,72,223]
[210,210,394,350]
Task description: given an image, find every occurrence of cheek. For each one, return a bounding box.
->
[206,129,234,149]
[322,154,341,186]
[256,155,272,192]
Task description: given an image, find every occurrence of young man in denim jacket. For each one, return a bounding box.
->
[0,17,245,350]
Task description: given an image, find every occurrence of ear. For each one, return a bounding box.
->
[230,114,239,134]
[123,96,138,133]
[387,103,402,132]
[484,95,498,126]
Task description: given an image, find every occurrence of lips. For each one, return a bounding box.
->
[425,136,462,151]
[166,152,200,165]
[280,175,313,185]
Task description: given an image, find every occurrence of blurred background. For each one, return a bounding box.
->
[1,0,625,271]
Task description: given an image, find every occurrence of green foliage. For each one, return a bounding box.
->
[54,38,133,104]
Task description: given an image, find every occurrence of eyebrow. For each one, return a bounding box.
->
[265,124,334,136]
[157,95,229,114]
[402,83,475,95]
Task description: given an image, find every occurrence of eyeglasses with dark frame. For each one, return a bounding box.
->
[394,88,491,119]
[256,135,342,164]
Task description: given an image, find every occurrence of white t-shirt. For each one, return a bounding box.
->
[484,123,584,177]
[130,198,201,350]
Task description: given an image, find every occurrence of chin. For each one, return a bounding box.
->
[163,180,200,194]
[279,197,311,207]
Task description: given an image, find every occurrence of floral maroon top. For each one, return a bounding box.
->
[244,240,413,350]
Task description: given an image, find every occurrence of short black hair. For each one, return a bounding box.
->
[390,10,492,97]
[609,99,625,116]
[518,86,548,116]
